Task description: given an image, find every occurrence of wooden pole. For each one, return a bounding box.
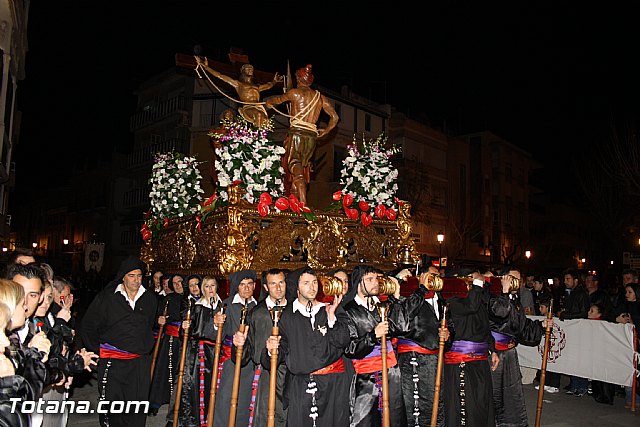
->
[377,302,391,427]
[150,300,168,377]
[228,301,249,427]
[430,306,447,427]
[267,306,283,427]
[535,299,554,427]
[207,303,226,427]
[172,303,192,426]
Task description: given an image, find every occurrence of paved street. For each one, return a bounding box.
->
[64,371,638,427]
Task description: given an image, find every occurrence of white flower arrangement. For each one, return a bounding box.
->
[148,152,205,220]
[209,116,285,204]
[340,134,400,209]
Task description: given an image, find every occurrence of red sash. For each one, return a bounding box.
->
[352,342,397,374]
[396,342,438,355]
[494,341,517,351]
[311,358,345,375]
[443,351,488,364]
[99,343,141,360]
[165,324,180,337]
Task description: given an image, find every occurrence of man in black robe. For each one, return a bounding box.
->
[488,268,550,427]
[233,268,288,426]
[343,264,407,427]
[264,266,351,426]
[443,272,499,427]
[213,269,257,427]
[394,266,449,427]
[80,256,157,427]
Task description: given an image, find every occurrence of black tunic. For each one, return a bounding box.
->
[236,299,288,427]
[489,293,544,427]
[444,285,495,427]
[213,295,257,427]
[167,297,222,427]
[149,292,183,408]
[393,286,449,427]
[343,297,407,427]
[80,282,157,427]
[262,301,352,427]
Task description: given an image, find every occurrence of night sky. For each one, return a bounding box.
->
[14,3,640,200]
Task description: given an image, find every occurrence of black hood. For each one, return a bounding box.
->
[258,270,269,301]
[113,256,146,285]
[284,266,316,303]
[345,264,381,305]
[228,269,256,297]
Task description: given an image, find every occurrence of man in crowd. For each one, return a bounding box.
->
[343,265,406,426]
[264,266,350,426]
[444,271,500,427]
[80,256,157,427]
[488,267,551,426]
[560,268,590,397]
[5,263,51,399]
[394,265,449,427]
[233,268,289,426]
[213,270,257,427]
[7,247,36,266]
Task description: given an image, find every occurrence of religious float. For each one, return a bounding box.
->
[139,56,420,286]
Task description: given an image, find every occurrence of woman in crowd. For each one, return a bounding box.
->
[0,280,32,426]
[613,282,639,408]
[169,276,223,427]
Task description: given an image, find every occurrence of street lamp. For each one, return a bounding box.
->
[525,250,531,259]
[437,231,445,267]
[32,242,37,249]
[63,239,69,245]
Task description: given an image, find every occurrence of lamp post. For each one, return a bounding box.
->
[437,231,445,267]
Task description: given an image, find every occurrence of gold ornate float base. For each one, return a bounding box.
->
[141,187,418,277]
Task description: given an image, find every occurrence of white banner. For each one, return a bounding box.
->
[516,316,636,387]
[84,243,105,272]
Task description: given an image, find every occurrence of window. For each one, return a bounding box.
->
[365,114,371,131]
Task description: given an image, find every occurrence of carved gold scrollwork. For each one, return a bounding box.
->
[219,185,253,275]
[252,217,298,271]
[175,222,197,270]
[301,216,348,270]
[140,240,155,273]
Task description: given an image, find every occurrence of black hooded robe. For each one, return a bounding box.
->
[343,265,407,427]
[213,270,258,427]
[393,285,449,427]
[166,296,223,427]
[261,266,352,427]
[443,284,496,427]
[80,256,157,427]
[488,293,544,427]
[149,290,184,409]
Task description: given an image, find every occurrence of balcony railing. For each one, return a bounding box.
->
[130,96,188,130]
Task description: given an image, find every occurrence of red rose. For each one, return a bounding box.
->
[259,192,273,205]
[163,218,169,228]
[375,204,387,219]
[361,213,373,227]
[386,208,397,220]
[142,229,152,241]
[332,191,342,201]
[345,207,359,220]
[342,194,354,208]
[231,180,243,185]
[358,201,370,212]
[257,202,269,217]
[275,197,289,211]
